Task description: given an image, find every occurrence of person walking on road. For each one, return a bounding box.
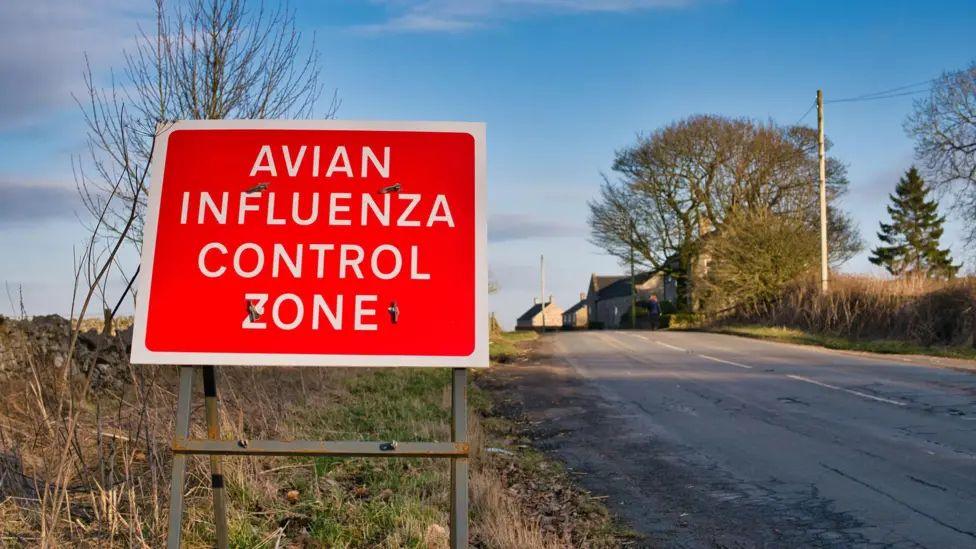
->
[647,295,661,330]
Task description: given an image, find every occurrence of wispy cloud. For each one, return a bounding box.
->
[0,181,79,225]
[0,1,147,131]
[358,0,698,33]
[488,213,584,242]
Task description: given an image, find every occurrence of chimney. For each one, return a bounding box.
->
[548,294,553,304]
[580,292,586,300]
[533,297,540,304]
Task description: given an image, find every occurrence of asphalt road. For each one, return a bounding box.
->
[491,330,976,548]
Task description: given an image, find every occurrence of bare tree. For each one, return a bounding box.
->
[906,60,976,247]
[76,0,337,252]
[589,115,861,309]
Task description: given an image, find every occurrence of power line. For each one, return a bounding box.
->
[824,78,936,104]
[794,101,816,126]
[856,78,934,98]
[826,89,929,103]
[793,75,937,126]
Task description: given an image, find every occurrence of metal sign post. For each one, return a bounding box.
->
[132,120,485,549]
[165,365,469,548]
[450,367,469,546]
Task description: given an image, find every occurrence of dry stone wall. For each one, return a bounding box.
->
[0,315,133,391]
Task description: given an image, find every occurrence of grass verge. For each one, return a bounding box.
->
[489,330,538,363]
[0,321,626,547]
[224,331,622,547]
[705,324,976,361]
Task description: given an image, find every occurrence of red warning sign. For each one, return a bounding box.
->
[131,121,487,367]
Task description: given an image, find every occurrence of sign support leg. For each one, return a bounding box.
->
[450,368,469,548]
[202,366,230,549]
[165,365,471,547]
[167,366,195,549]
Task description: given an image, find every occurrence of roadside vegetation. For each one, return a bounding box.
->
[0,319,622,547]
[691,162,975,358]
[673,275,976,360]
[724,275,974,348]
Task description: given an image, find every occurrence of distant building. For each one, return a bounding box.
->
[586,272,667,328]
[515,296,563,331]
[562,293,588,329]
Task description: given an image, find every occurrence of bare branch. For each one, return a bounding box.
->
[76,0,335,255]
[906,60,976,248]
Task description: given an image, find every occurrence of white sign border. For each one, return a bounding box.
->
[130,119,488,368]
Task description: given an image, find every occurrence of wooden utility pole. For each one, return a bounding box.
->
[630,237,637,329]
[540,254,546,331]
[817,89,830,293]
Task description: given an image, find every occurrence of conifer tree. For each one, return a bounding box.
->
[869,167,960,278]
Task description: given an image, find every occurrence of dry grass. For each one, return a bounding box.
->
[0,322,620,547]
[470,470,560,549]
[726,274,976,347]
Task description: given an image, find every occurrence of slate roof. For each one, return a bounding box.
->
[517,301,554,321]
[563,299,586,315]
[590,272,659,300]
[595,278,633,299]
[591,275,627,293]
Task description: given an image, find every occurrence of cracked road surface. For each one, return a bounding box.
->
[488,331,976,548]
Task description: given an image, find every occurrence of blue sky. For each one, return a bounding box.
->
[1,0,974,327]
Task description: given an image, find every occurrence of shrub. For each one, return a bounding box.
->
[727,274,976,346]
[699,207,820,314]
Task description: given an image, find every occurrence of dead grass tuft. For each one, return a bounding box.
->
[470,470,560,549]
[727,274,976,347]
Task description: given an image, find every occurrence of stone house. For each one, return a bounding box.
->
[515,296,563,331]
[561,293,588,329]
[585,272,667,328]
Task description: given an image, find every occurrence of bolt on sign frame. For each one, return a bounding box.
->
[130,120,487,549]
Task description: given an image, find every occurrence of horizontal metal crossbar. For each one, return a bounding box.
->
[172,438,468,458]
